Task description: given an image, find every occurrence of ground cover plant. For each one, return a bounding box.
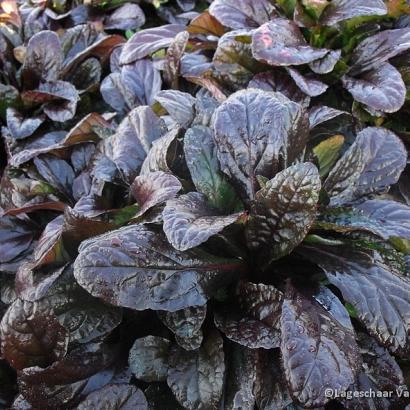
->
[1,0,410,408]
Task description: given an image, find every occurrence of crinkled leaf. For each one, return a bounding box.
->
[77,384,147,410]
[105,3,146,31]
[154,90,196,128]
[342,63,406,113]
[351,27,410,75]
[73,224,244,311]
[286,67,328,97]
[214,309,280,349]
[184,125,237,212]
[167,330,225,409]
[120,24,186,65]
[18,342,115,410]
[237,281,283,328]
[308,105,348,128]
[343,333,405,409]
[213,89,309,200]
[0,216,35,263]
[280,283,361,407]
[320,0,387,25]
[163,192,242,251]
[110,106,167,183]
[247,163,321,263]
[158,306,206,351]
[301,245,410,354]
[21,30,63,89]
[324,127,407,206]
[252,18,328,66]
[129,336,170,382]
[209,0,276,29]
[0,298,68,370]
[6,108,45,140]
[131,171,182,218]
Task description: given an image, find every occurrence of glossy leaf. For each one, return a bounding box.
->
[301,245,410,354]
[21,30,63,89]
[248,71,310,107]
[131,171,182,218]
[342,63,406,113]
[167,330,225,409]
[73,225,244,311]
[247,163,321,263]
[309,49,341,74]
[286,67,328,97]
[129,336,170,382]
[154,90,196,128]
[213,88,309,200]
[209,0,276,29]
[308,105,348,128]
[0,298,68,370]
[105,3,146,31]
[187,11,225,37]
[6,108,44,140]
[158,306,206,351]
[120,24,186,65]
[110,106,167,183]
[184,125,237,212]
[163,192,242,251]
[214,309,280,349]
[351,27,410,74]
[280,284,360,407]
[140,128,179,175]
[78,384,148,410]
[320,0,387,25]
[213,30,258,88]
[252,18,328,66]
[324,127,407,205]
[121,59,162,106]
[0,216,35,263]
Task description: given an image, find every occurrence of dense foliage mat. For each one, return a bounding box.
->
[1,0,410,409]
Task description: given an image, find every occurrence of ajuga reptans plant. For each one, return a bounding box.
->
[1,0,410,409]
